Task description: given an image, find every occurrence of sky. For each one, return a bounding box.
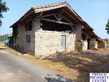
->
[1,0,109,39]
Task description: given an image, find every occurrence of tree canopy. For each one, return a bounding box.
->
[0,0,9,26]
[105,19,109,34]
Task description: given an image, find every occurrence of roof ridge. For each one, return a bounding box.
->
[32,1,68,9]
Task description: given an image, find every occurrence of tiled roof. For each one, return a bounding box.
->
[32,1,69,9]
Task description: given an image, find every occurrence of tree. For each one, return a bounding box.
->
[0,0,9,26]
[0,33,9,41]
[105,19,109,34]
[104,38,108,43]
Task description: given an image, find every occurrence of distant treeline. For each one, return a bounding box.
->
[0,34,11,41]
[103,38,109,46]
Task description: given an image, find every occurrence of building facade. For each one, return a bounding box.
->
[10,2,106,56]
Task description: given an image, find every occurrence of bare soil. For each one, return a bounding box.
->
[1,45,109,82]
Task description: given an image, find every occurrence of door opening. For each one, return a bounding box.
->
[87,38,90,49]
[61,35,66,51]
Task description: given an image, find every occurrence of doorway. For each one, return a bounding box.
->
[87,38,90,49]
[61,35,66,51]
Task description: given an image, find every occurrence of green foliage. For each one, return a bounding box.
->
[9,27,17,46]
[105,19,109,34]
[35,57,40,60]
[0,0,9,26]
[104,38,109,47]
[0,34,10,41]
[104,38,108,43]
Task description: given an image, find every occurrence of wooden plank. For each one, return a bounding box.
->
[40,13,57,18]
[66,6,83,22]
[35,4,67,13]
[41,18,72,26]
[71,25,75,32]
[63,10,79,22]
[63,16,74,25]
[54,14,60,21]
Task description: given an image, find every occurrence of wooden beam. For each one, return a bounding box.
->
[58,16,63,21]
[54,14,60,21]
[20,11,34,22]
[41,18,72,26]
[40,13,57,18]
[63,16,74,25]
[34,4,67,13]
[58,9,64,19]
[66,6,84,22]
[71,25,75,32]
[63,10,79,22]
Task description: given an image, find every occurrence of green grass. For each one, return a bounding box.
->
[0,41,4,45]
[107,43,109,47]
[35,57,40,60]
[106,40,109,47]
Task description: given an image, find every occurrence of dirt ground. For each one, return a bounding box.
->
[1,44,109,82]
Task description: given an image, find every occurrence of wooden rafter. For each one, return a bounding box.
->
[54,14,59,21]
[40,13,57,18]
[41,18,72,26]
[58,9,64,19]
[63,10,79,22]
[40,12,74,24]
[63,16,74,25]
[71,25,75,32]
[40,9,76,32]
[40,11,76,32]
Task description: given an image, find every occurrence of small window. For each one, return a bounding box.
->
[25,21,33,31]
[26,35,30,43]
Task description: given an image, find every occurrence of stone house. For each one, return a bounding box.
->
[10,1,105,56]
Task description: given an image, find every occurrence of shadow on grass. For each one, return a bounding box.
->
[43,51,109,82]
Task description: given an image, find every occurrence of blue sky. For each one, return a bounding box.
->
[1,0,109,39]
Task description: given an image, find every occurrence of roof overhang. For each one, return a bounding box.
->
[10,1,100,40]
[10,1,92,30]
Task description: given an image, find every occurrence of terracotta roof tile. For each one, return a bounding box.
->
[32,1,68,9]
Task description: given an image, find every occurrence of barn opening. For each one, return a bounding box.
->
[40,20,73,32]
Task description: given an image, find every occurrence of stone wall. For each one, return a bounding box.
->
[66,33,76,52]
[89,38,98,49]
[14,24,25,52]
[75,40,88,51]
[98,40,107,49]
[24,19,42,54]
[75,41,82,51]
[82,40,88,51]
[35,31,76,56]
[24,31,35,54]
[12,18,76,56]
[13,19,40,54]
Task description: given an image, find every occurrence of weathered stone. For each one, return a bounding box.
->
[82,40,88,51]
[89,38,98,49]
